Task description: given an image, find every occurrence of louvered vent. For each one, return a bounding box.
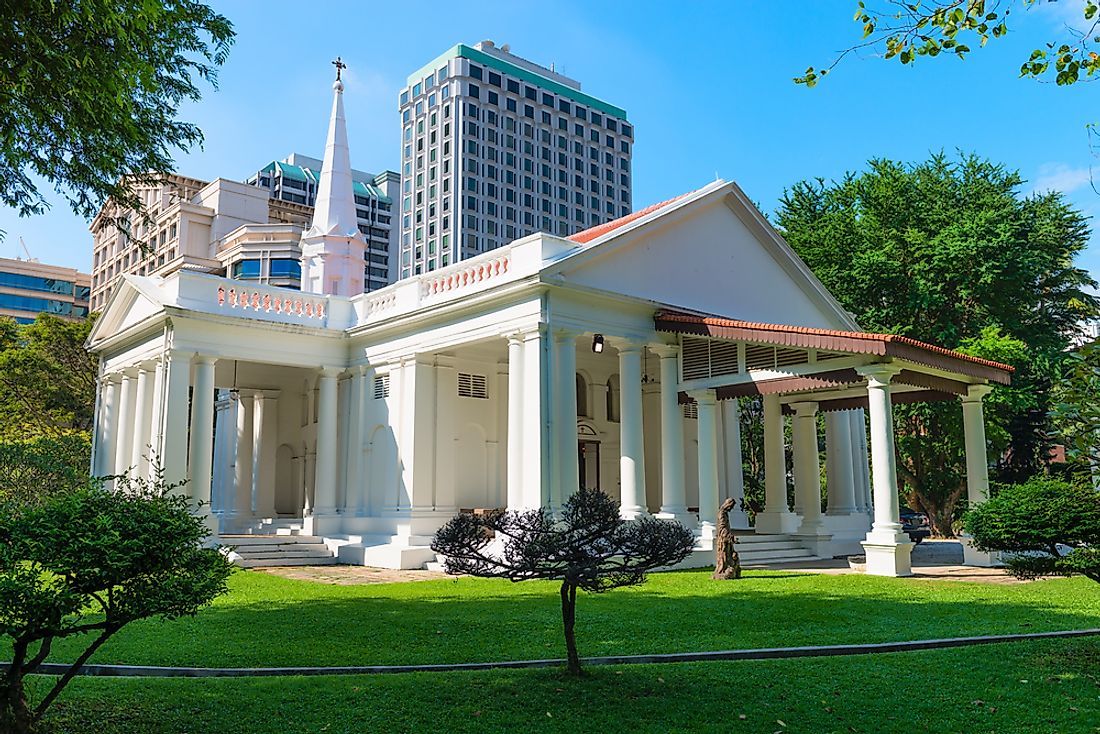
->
[682,402,699,419]
[680,337,711,380]
[709,341,740,377]
[744,343,775,370]
[775,347,809,368]
[458,372,489,399]
[373,374,390,399]
[816,351,845,362]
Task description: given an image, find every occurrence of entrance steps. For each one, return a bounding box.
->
[672,531,825,570]
[219,534,339,568]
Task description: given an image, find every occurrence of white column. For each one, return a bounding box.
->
[95,375,121,477]
[849,408,872,513]
[825,411,858,514]
[147,359,166,478]
[434,357,457,513]
[506,334,525,509]
[553,329,580,511]
[252,390,279,519]
[130,364,155,478]
[188,356,217,524]
[312,367,339,517]
[755,393,797,534]
[345,368,365,514]
[720,398,749,528]
[160,349,192,488]
[522,327,548,509]
[858,365,912,576]
[689,389,719,538]
[961,384,998,567]
[231,391,255,527]
[654,345,690,524]
[617,342,646,519]
[114,368,138,478]
[791,401,829,544]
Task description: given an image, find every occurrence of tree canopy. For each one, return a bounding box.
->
[796,0,1100,87]
[0,0,234,226]
[775,152,1097,534]
[0,314,98,441]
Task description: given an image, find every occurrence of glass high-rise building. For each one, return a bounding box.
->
[398,41,633,279]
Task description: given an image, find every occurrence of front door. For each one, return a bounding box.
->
[578,440,601,490]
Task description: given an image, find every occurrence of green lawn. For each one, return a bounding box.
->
[9,568,1100,668]
[34,637,1100,733]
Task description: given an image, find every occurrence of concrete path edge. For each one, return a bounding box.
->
[3,628,1098,678]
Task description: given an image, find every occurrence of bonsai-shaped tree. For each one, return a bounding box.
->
[0,472,234,733]
[963,477,1099,583]
[431,487,697,675]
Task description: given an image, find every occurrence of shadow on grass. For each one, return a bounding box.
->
[19,570,1099,669]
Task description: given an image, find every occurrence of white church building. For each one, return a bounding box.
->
[87,73,1012,576]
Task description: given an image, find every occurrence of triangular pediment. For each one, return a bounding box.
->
[545,182,858,331]
[86,275,169,347]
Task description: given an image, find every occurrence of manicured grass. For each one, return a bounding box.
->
[34,637,1100,733]
[8,569,1100,668]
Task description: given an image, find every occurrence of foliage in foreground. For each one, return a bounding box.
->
[0,0,234,226]
[432,488,696,674]
[0,473,233,734]
[0,435,91,509]
[1051,340,1100,470]
[964,477,1100,583]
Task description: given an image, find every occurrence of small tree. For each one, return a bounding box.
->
[963,478,1100,583]
[0,472,234,733]
[431,488,697,675]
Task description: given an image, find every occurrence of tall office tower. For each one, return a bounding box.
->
[247,154,399,290]
[398,40,633,279]
[0,256,90,323]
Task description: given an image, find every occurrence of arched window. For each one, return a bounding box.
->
[606,374,620,422]
[576,373,589,417]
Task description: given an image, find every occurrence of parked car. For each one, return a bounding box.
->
[899,507,931,545]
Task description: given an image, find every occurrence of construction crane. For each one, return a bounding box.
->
[18,236,37,263]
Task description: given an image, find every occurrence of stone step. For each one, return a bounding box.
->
[231,546,334,559]
[737,548,816,562]
[220,534,322,546]
[733,540,803,553]
[232,558,338,568]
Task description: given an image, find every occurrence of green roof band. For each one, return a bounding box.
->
[405,44,627,120]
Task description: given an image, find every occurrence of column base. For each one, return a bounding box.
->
[791,532,834,557]
[860,536,914,577]
[697,520,717,541]
[960,535,1003,567]
[655,507,696,527]
[619,504,647,521]
[754,510,800,535]
[218,511,255,534]
[303,512,341,537]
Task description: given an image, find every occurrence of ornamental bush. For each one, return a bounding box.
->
[0,472,233,733]
[963,477,1100,583]
[432,488,697,675]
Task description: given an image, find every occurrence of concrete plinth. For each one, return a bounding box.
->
[791,532,834,558]
[754,510,800,535]
[861,537,914,577]
[960,535,1002,567]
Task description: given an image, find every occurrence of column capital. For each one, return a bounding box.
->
[686,388,717,406]
[193,354,217,367]
[121,365,140,378]
[317,366,341,378]
[856,363,902,387]
[651,343,680,359]
[552,326,582,341]
[505,331,527,347]
[103,372,123,385]
[137,359,158,373]
[962,383,994,403]
[610,337,647,353]
[789,400,819,417]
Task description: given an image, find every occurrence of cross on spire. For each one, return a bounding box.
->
[332,57,346,82]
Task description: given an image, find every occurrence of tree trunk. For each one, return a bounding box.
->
[1,640,34,734]
[559,580,582,675]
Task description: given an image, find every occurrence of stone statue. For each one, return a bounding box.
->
[712,497,742,580]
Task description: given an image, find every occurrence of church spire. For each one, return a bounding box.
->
[300,59,366,296]
[307,59,359,240]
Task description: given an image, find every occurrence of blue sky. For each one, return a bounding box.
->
[3,0,1098,278]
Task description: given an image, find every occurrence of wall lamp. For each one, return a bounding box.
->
[591,334,605,354]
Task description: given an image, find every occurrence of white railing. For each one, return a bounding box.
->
[216,284,328,320]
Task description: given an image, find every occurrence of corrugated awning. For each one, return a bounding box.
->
[655,310,1013,385]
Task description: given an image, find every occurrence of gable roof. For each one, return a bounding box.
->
[568,190,697,244]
